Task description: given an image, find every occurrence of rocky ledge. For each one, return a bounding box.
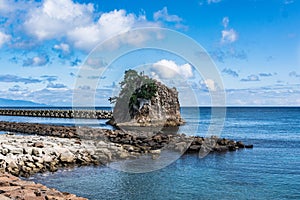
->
[0,172,86,200]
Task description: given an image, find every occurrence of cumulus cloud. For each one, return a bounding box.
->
[240,74,260,82]
[153,7,187,30]
[154,7,182,23]
[24,0,94,40]
[23,0,158,51]
[23,54,50,67]
[221,29,238,43]
[151,59,193,79]
[67,9,136,51]
[220,17,238,44]
[53,43,70,57]
[0,74,42,84]
[0,31,11,47]
[222,68,239,77]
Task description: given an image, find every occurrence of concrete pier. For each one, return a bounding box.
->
[0,109,113,119]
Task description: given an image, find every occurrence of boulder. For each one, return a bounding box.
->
[33,142,44,148]
[59,150,75,163]
[245,144,254,148]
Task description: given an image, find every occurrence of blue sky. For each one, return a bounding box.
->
[0,0,299,106]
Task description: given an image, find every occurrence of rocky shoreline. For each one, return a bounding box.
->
[0,121,253,176]
[0,172,87,200]
[0,121,253,199]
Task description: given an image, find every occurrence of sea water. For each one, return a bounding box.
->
[2,107,300,200]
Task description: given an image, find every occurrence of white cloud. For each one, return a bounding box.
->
[198,79,218,91]
[0,31,10,47]
[220,17,238,44]
[23,55,49,67]
[221,29,238,43]
[222,17,229,28]
[153,7,182,23]
[68,9,139,51]
[23,0,159,51]
[151,59,193,79]
[204,79,217,91]
[53,43,70,53]
[24,0,94,40]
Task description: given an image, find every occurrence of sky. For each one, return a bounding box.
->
[0,0,299,106]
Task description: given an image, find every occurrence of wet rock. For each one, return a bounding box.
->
[188,145,201,152]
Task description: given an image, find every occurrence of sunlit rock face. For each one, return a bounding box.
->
[108,70,184,128]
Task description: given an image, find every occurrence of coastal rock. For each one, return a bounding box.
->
[59,150,75,163]
[108,70,184,128]
[0,172,87,200]
[33,142,44,148]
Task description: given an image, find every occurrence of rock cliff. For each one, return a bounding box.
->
[108,70,184,128]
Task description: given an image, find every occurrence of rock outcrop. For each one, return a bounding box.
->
[0,172,87,200]
[108,70,184,128]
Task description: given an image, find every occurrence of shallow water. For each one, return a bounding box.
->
[12,107,300,199]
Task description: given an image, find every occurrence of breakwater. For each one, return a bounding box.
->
[0,109,113,119]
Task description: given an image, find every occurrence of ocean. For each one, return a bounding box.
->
[1,107,300,200]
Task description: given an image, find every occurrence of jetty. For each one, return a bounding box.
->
[0,109,113,119]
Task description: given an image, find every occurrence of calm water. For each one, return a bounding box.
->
[3,107,299,200]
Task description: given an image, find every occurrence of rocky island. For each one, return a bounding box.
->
[107,70,184,128]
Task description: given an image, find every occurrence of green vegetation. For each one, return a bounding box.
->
[109,69,157,117]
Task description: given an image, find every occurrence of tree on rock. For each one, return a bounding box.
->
[108,69,184,128]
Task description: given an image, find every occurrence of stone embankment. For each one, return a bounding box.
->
[0,109,112,119]
[0,134,133,177]
[0,172,87,200]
